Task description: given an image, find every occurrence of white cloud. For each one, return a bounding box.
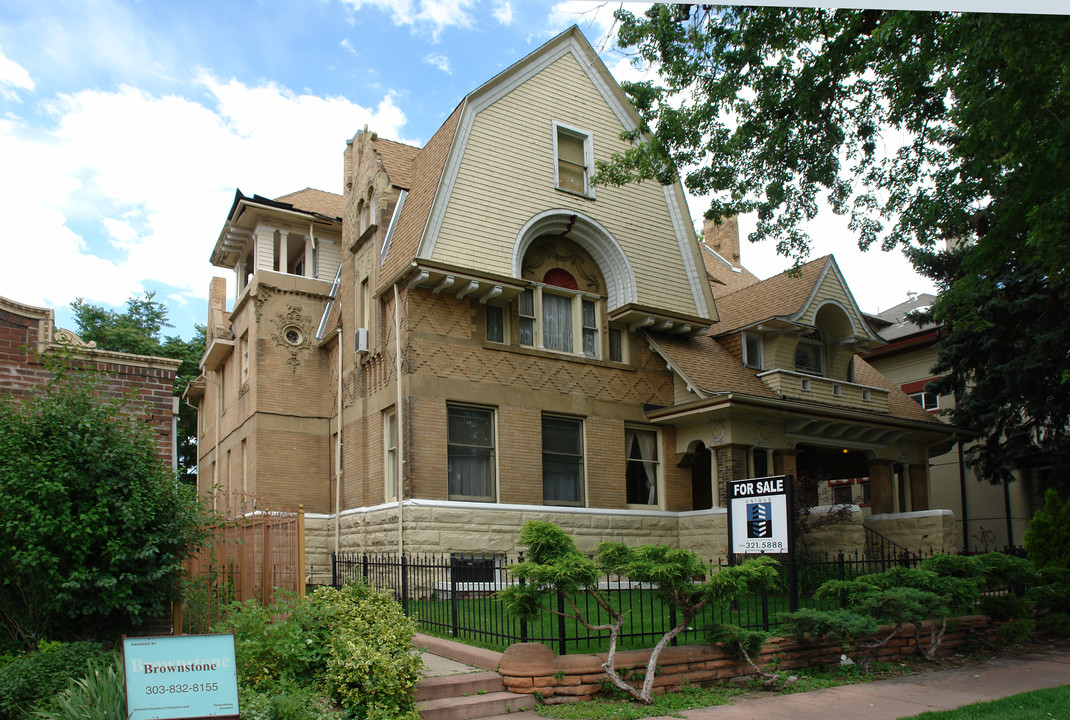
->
[0,47,35,101]
[422,53,452,74]
[0,76,411,320]
[340,0,477,40]
[340,38,357,56]
[546,1,646,48]
[492,1,514,25]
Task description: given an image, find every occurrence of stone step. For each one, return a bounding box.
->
[415,671,504,702]
[417,690,536,720]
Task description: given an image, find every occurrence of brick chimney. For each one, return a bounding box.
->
[702,216,741,265]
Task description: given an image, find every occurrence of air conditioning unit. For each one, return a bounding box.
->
[354,328,369,354]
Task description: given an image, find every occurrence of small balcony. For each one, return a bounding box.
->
[756,368,890,413]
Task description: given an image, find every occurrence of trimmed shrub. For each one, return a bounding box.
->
[309,584,422,720]
[1024,489,1070,570]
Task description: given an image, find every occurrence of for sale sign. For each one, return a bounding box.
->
[728,475,792,554]
[123,634,239,720]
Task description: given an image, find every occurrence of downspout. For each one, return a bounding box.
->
[394,283,404,556]
[335,325,343,555]
[957,441,969,551]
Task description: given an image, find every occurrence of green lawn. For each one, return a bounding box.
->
[904,684,1070,719]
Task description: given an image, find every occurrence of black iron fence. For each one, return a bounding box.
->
[330,544,1005,655]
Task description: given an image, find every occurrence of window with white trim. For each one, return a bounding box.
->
[609,327,624,363]
[385,411,398,501]
[625,427,661,507]
[554,123,593,197]
[742,331,763,370]
[239,332,249,384]
[485,305,505,343]
[794,329,824,376]
[910,391,939,411]
[517,282,602,359]
[447,405,496,502]
[543,415,585,506]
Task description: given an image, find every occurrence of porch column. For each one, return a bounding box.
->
[714,445,750,507]
[773,449,800,478]
[277,230,289,272]
[909,464,930,511]
[868,459,895,515]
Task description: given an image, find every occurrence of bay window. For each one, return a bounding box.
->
[518,284,601,358]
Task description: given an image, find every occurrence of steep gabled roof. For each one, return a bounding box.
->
[371,137,421,190]
[712,256,831,335]
[700,244,760,297]
[379,103,463,283]
[275,188,344,219]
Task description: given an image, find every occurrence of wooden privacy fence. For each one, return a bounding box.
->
[175,500,305,634]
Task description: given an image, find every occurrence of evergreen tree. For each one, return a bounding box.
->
[600,7,1070,485]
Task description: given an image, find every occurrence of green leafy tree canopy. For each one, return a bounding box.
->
[602,7,1070,483]
[71,293,205,483]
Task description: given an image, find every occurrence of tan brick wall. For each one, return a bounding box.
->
[909,463,930,511]
[868,460,895,515]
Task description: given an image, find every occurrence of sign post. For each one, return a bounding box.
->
[122,634,240,720]
[726,474,798,609]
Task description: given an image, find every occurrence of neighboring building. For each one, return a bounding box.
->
[0,295,181,469]
[188,27,961,582]
[864,292,1035,549]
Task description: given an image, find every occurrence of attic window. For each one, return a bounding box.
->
[554,122,593,198]
[795,329,824,376]
[742,332,763,370]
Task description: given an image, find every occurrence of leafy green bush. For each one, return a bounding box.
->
[30,653,125,720]
[978,594,1032,621]
[1024,489,1070,570]
[971,552,1036,589]
[213,592,329,690]
[309,584,422,720]
[238,678,343,720]
[0,360,214,647]
[1036,612,1070,638]
[0,641,107,720]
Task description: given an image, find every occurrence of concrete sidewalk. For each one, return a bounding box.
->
[481,647,1070,720]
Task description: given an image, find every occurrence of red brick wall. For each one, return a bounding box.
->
[0,304,179,469]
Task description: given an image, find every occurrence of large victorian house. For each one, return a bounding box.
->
[187,28,963,582]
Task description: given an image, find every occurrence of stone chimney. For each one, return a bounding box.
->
[702,215,741,265]
[207,277,231,343]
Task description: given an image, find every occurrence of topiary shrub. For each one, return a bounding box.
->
[308,583,422,720]
[0,641,107,720]
[978,594,1033,621]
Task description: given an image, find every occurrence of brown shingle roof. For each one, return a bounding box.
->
[372,137,420,190]
[647,333,778,398]
[701,245,760,297]
[380,103,463,284]
[853,356,945,425]
[713,256,830,335]
[274,188,344,219]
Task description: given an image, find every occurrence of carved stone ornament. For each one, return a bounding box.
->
[522,237,601,292]
[53,328,97,348]
[757,422,773,446]
[270,305,315,373]
[709,420,726,445]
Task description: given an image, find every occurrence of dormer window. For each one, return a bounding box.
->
[554,122,593,198]
[795,329,824,376]
[742,332,763,370]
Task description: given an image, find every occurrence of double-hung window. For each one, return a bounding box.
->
[447,405,496,502]
[625,427,660,507]
[794,329,824,376]
[542,415,584,506]
[554,122,593,197]
[518,284,601,359]
[384,411,398,501]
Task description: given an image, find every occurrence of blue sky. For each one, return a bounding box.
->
[0,0,954,342]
